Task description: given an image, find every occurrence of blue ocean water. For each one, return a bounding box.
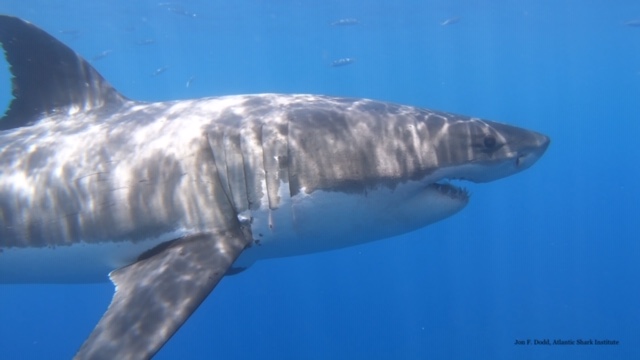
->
[0,1,639,359]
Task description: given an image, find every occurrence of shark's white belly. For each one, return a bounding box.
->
[232,178,467,269]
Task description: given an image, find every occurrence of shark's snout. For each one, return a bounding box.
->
[515,131,550,170]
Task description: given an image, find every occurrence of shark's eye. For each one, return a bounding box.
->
[483,135,497,149]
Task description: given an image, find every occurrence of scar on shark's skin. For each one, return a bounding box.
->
[0,15,549,360]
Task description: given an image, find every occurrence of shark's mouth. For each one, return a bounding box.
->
[431,181,470,202]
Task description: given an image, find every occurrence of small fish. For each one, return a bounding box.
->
[91,49,112,62]
[440,17,460,26]
[330,58,355,67]
[59,29,80,36]
[167,5,197,18]
[186,76,195,88]
[623,19,640,27]
[136,39,156,46]
[58,29,81,40]
[152,66,169,76]
[157,2,196,18]
[331,18,359,26]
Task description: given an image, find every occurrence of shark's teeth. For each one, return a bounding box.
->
[432,182,470,201]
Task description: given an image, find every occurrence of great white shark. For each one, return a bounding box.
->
[0,15,550,359]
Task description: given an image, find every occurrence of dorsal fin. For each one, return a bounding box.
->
[0,15,127,131]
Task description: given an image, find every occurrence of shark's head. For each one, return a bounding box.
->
[379,111,549,236]
[429,117,550,188]
[229,98,551,262]
[432,117,550,184]
[385,112,550,235]
[278,99,551,199]
[390,115,551,233]
[376,113,550,233]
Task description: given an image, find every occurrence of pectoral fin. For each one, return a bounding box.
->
[75,229,250,360]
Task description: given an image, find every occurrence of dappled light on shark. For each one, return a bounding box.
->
[0,15,549,360]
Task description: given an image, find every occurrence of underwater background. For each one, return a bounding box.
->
[0,1,639,359]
